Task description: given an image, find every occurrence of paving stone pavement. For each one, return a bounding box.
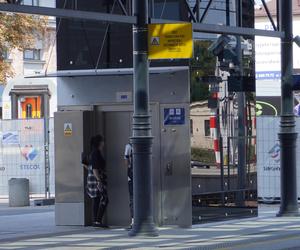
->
[1,202,300,250]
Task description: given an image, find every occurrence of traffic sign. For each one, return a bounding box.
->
[148,23,193,60]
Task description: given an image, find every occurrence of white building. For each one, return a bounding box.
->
[190,101,213,150]
[2,0,57,119]
[255,0,300,97]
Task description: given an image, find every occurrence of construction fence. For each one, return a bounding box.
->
[1,115,299,201]
[0,118,54,198]
[257,116,300,202]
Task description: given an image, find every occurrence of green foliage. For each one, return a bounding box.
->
[191,147,216,164]
[0,11,47,83]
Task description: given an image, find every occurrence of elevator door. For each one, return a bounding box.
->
[160,104,192,227]
[104,111,132,226]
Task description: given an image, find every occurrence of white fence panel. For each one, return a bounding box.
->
[0,119,55,197]
[257,116,300,202]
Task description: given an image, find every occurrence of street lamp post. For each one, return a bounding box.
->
[129,0,158,236]
[277,0,299,216]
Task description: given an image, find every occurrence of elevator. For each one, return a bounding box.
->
[54,67,191,227]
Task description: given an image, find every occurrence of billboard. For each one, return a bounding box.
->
[255,19,300,97]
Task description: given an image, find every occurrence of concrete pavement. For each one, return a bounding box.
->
[1,201,300,249]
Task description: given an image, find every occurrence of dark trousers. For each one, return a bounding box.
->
[128,180,133,218]
[92,194,108,223]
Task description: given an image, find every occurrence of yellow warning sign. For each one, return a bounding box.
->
[64,123,72,136]
[148,23,193,60]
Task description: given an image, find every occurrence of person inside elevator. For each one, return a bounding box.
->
[124,142,133,229]
[84,135,108,228]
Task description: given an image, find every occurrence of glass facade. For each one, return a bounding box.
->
[56,0,189,70]
[190,0,256,224]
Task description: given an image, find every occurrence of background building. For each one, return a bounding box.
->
[255,0,300,115]
[2,0,57,120]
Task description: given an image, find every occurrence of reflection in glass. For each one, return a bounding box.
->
[191,34,257,224]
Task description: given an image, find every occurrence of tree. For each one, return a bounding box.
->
[0,2,46,83]
[190,40,216,103]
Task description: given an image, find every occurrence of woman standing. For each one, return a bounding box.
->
[86,135,108,228]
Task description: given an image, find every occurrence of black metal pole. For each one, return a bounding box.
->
[236,0,246,206]
[129,0,158,236]
[276,0,280,31]
[220,136,225,205]
[227,137,230,191]
[277,0,299,216]
[226,0,230,26]
[196,0,200,22]
[225,0,230,195]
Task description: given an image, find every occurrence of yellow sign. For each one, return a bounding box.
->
[64,123,72,136]
[148,23,193,60]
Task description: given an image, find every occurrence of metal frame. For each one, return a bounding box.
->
[116,0,128,16]
[0,3,284,38]
[183,0,197,22]
[261,0,277,31]
[199,0,213,23]
[0,3,137,24]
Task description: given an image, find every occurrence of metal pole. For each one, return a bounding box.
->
[276,0,280,31]
[236,0,246,206]
[220,137,225,205]
[43,94,50,199]
[227,136,231,190]
[196,0,200,22]
[129,0,158,236]
[149,0,154,18]
[225,0,231,196]
[226,0,230,26]
[277,0,299,216]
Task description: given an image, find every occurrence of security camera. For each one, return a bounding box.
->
[208,35,231,56]
[294,36,300,47]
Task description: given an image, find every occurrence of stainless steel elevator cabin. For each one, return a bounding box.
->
[53,67,192,227]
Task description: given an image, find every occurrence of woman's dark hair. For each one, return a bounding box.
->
[90,134,104,150]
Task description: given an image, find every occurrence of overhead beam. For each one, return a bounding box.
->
[0,3,136,24]
[261,0,277,31]
[192,22,284,38]
[0,3,284,38]
[151,18,284,38]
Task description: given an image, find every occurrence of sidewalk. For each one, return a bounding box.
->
[1,202,300,250]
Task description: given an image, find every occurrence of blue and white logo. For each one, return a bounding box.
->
[268,143,280,163]
[21,145,38,161]
[2,132,19,145]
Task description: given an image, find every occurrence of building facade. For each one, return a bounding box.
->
[2,0,57,119]
[255,0,300,115]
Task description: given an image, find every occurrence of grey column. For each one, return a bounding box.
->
[277,0,299,216]
[43,93,51,199]
[10,93,18,119]
[129,0,158,237]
